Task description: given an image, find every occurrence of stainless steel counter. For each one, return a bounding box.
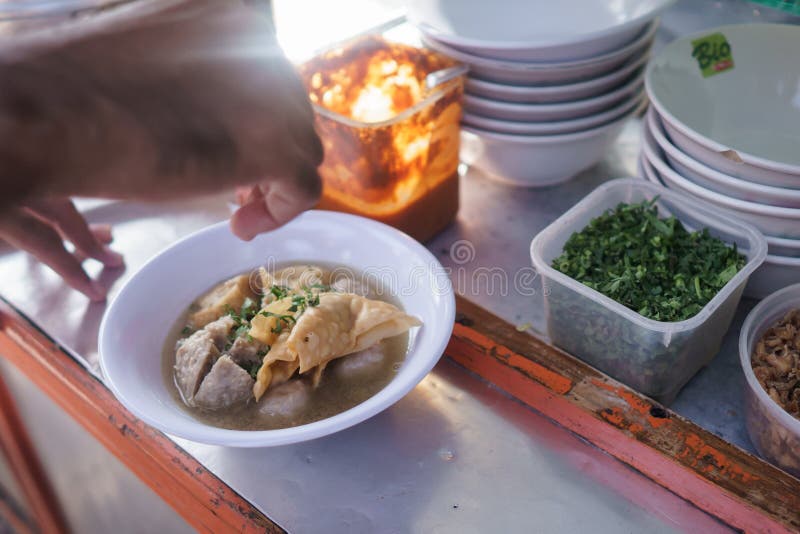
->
[0,181,734,532]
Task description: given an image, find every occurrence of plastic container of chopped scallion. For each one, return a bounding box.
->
[530,178,767,403]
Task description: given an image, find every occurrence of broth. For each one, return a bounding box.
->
[162,263,412,431]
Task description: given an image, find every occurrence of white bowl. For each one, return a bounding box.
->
[646,24,800,180]
[461,99,645,186]
[641,138,800,239]
[646,109,800,207]
[99,211,455,447]
[640,155,800,259]
[744,255,800,299]
[639,155,800,296]
[421,22,657,85]
[408,0,672,62]
[765,235,800,258]
[464,53,649,104]
[463,73,643,122]
[462,90,644,135]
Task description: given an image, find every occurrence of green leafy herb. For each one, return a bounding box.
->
[287,289,323,314]
[223,297,260,342]
[305,283,333,293]
[260,311,296,334]
[551,199,745,322]
[240,297,259,322]
[180,326,194,336]
[239,360,262,379]
[269,284,290,301]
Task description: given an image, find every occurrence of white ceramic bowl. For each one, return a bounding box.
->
[464,73,643,122]
[640,157,800,258]
[647,24,800,180]
[464,53,649,104]
[408,0,672,62]
[646,109,800,207]
[765,235,800,258]
[743,255,800,300]
[99,211,455,447]
[462,89,644,135]
[461,99,645,186]
[641,139,800,239]
[638,156,800,296]
[421,22,657,85]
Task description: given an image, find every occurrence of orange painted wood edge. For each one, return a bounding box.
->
[0,485,35,534]
[0,370,70,534]
[0,302,283,534]
[448,296,800,533]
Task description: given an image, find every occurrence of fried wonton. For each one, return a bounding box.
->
[250,292,420,400]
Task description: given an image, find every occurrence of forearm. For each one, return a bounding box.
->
[0,0,295,207]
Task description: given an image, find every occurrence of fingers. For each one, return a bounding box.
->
[24,199,124,267]
[235,186,251,206]
[235,185,259,206]
[90,224,114,244]
[73,225,115,262]
[0,209,107,301]
[229,164,322,240]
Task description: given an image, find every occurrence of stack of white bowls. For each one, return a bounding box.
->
[409,0,673,186]
[640,23,800,299]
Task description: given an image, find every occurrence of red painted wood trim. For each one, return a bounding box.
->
[0,303,283,534]
[447,296,800,533]
[3,291,798,532]
[0,370,70,534]
[0,486,35,534]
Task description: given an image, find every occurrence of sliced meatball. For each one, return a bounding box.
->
[227,335,265,367]
[257,380,310,419]
[204,316,235,349]
[193,355,255,410]
[174,316,235,404]
[335,344,385,378]
[174,331,221,403]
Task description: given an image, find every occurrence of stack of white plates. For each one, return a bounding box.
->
[409,0,672,186]
[640,24,800,298]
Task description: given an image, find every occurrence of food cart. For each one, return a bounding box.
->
[1,1,799,533]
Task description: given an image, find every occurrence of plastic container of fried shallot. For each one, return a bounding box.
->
[740,283,800,477]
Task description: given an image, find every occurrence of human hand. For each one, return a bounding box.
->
[0,0,322,239]
[0,199,123,301]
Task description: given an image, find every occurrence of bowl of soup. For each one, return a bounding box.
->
[98,211,454,447]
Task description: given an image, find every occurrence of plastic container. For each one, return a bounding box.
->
[530,178,767,403]
[298,36,464,243]
[740,284,800,477]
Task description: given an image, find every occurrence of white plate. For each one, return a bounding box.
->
[462,90,644,135]
[647,24,800,178]
[461,99,645,187]
[646,108,800,206]
[641,133,800,239]
[99,211,455,447]
[408,0,672,62]
[464,53,649,104]
[464,73,643,122]
[421,22,657,85]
